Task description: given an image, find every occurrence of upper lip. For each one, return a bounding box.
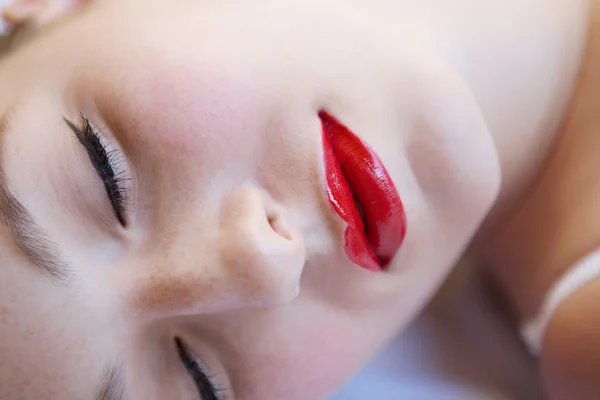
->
[320,111,407,271]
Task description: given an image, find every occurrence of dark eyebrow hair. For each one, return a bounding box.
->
[95,364,127,400]
[0,108,74,283]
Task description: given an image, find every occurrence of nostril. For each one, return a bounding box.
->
[267,211,294,241]
[260,189,296,242]
[223,185,298,242]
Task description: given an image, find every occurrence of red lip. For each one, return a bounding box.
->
[320,111,407,271]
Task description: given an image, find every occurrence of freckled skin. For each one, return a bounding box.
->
[0,0,587,399]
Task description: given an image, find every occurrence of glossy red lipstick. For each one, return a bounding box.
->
[320,111,406,271]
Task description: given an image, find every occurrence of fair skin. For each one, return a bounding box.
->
[476,1,600,397]
[0,0,590,399]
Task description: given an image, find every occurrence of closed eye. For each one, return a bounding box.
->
[64,115,130,226]
[175,338,223,400]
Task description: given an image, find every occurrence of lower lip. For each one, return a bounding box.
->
[320,111,407,271]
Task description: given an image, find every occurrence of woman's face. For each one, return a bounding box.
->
[0,0,500,398]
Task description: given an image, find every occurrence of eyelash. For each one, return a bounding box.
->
[64,115,129,226]
[175,338,223,400]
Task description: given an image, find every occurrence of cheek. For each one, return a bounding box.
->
[251,343,364,399]
[227,311,379,400]
[278,351,359,397]
[408,90,501,234]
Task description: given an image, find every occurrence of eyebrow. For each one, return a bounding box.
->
[95,364,127,400]
[0,108,74,283]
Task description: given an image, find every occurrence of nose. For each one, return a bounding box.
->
[217,186,307,308]
[128,186,306,317]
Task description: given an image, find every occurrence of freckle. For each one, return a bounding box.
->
[160,228,179,258]
[20,330,35,341]
[0,306,8,321]
[130,269,219,314]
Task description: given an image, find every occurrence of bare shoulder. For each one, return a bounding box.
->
[542,277,600,400]
[472,2,600,398]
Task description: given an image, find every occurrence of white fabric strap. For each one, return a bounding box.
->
[521,247,600,356]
